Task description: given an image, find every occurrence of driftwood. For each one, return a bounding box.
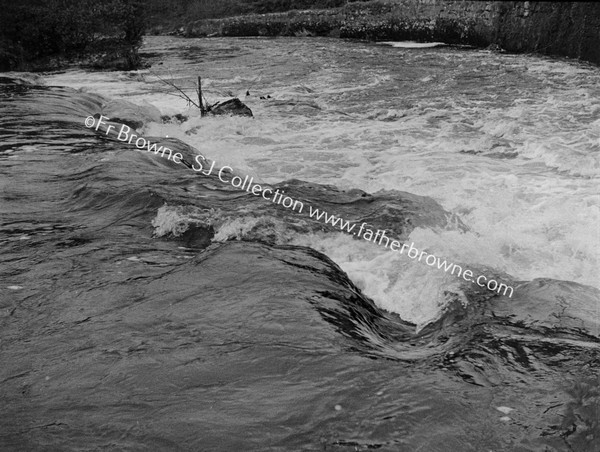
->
[153,71,252,117]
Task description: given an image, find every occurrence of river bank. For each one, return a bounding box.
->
[178,0,600,65]
[0,0,146,72]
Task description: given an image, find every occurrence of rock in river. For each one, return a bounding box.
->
[209,98,253,117]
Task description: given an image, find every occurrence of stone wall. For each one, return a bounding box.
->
[184,1,600,64]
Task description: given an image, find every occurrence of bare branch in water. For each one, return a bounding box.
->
[150,70,201,110]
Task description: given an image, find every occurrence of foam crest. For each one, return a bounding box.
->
[290,232,467,329]
[46,37,600,322]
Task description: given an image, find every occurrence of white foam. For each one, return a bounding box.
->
[290,232,466,329]
[46,37,600,324]
[379,41,447,49]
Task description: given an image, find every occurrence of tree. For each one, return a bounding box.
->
[0,0,146,71]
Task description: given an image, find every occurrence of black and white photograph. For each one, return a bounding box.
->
[1,0,599,450]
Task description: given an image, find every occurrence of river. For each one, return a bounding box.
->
[1,36,598,451]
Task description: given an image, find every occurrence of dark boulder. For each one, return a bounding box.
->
[209,98,253,117]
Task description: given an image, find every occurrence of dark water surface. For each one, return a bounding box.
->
[1,37,599,451]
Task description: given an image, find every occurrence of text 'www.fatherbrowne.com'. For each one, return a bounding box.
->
[306,206,514,298]
[85,114,514,298]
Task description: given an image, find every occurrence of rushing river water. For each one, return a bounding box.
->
[1,36,599,451]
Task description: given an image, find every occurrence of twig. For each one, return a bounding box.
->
[150,70,201,109]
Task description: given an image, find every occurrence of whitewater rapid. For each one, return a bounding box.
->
[43,36,599,327]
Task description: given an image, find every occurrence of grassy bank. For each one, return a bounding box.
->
[185,2,485,45]
[181,0,600,65]
[144,0,372,33]
[3,0,595,70]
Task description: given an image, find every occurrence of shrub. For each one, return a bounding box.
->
[0,0,145,70]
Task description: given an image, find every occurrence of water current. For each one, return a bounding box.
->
[1,36,598,450]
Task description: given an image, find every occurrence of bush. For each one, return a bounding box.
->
[0,0,145,71]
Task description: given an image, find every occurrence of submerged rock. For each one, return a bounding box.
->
[209,98,253,117]
[161,113,188,124]
[101,98,162,130]
[485,43,505,53]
